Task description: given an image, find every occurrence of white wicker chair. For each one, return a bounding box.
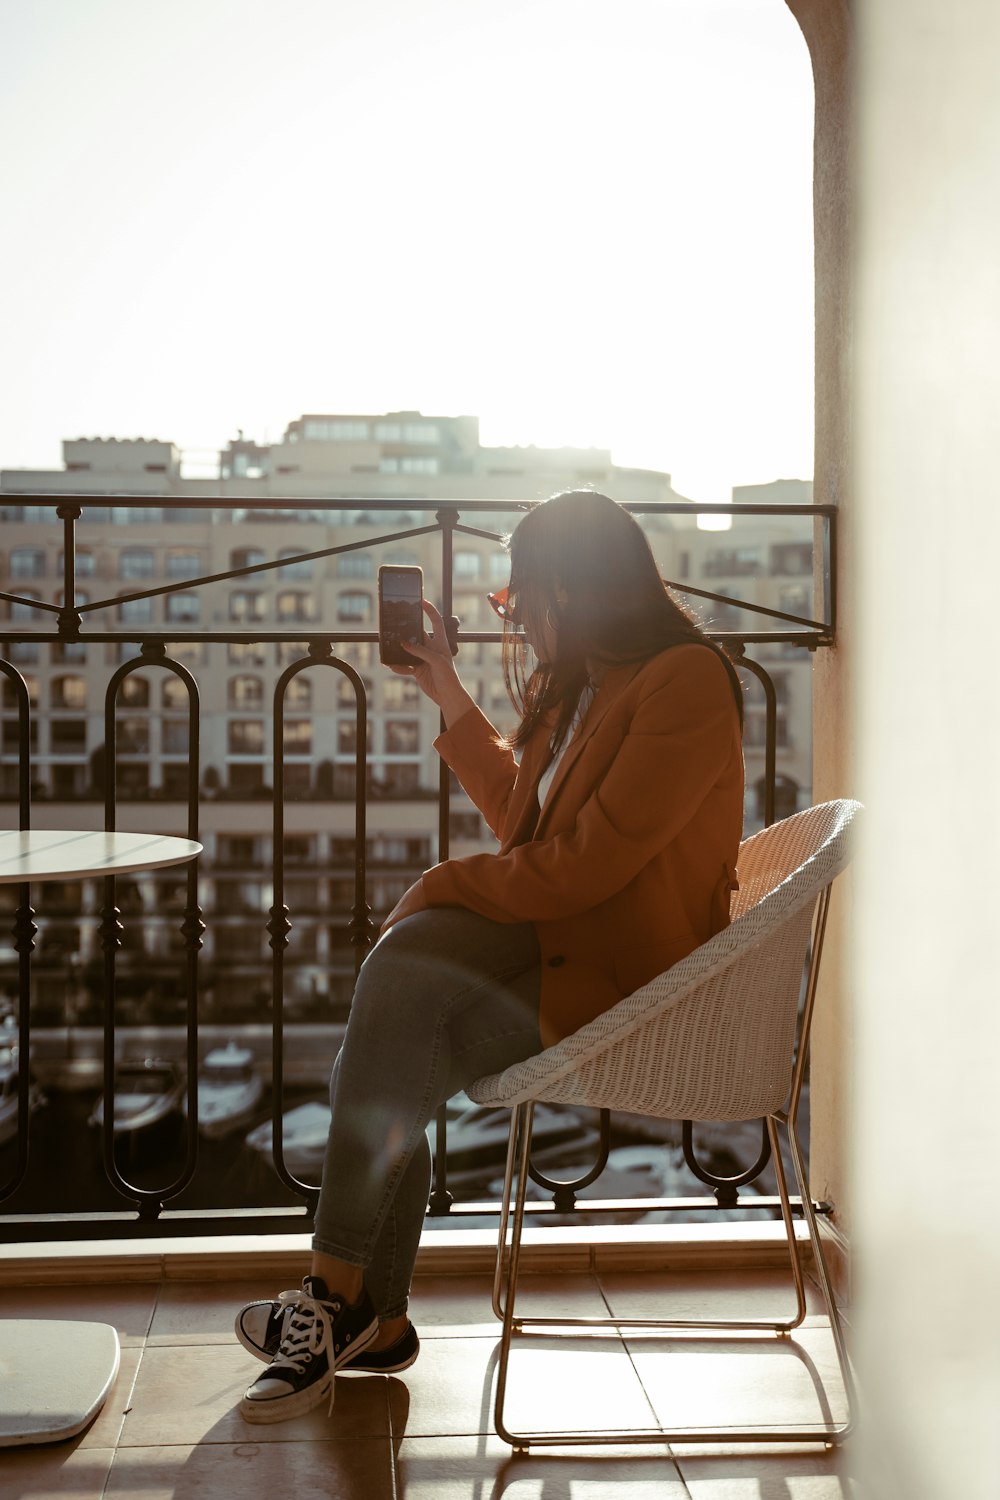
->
[467,797,861,1449]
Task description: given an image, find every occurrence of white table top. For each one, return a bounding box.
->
[0,829,203,884]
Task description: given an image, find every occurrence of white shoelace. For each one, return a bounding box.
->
[268,1288,342,1414]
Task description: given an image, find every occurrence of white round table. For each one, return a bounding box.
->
[0,829,203,885]
[0,827,202,1445]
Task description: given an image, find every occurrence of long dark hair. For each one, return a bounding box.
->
[501,490,743,750]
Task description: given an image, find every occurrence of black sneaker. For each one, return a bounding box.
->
[239,1275,378,1424]
[237,1292,419,1374]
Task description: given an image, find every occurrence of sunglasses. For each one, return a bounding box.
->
[487,586,521,625]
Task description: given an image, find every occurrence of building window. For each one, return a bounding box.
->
[283,720,312,755]
[165,641,205,666]
[378,457,439,475]
[368,835,431,864]
[162,678,189,710]
[217,834,263,866]
[337,592,372,623]
[117,718,150,755]
[57,549,96,577]
[166,550,204,580]
[50,720,88,750]
[454,551,480,580]
[229,675,263,710]
[451,811,482,840]
[770,543,812,576]
[337,553,373,578]
[276,641,308,666]
[55,587,89,609]
[8,593,43,623]
[284,676,312,710]
[489,553,510,583]
[118,594,153,625]
[277,590,318,624]
[120,548,155,580]
[1,675,38,709]
[162,721,190,754]
[337,721,372,755]
[304,419,370,441]
[283,836,316,863]
[228,641,267,667]
[279,549,313,581]
[337,675,371,707]
[744,713,789,749]
[703,546,762,578]
[228,720,265,755]
[779,584,811,618]
[382,677,419,710]
[230,591,266,622]
[165,592,200,623]
[52,641,87,663]
[230,547,266,573]
[51,676,87,710]
[374,422,439,444]
[9,547,46,579]
[384,720,420,754]
[119,676,150,708]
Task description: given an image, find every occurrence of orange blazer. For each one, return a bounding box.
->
[421,643,745,1045]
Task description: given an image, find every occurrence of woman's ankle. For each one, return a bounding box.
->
[310,1250,364,1302]
[373,1313,409,1348]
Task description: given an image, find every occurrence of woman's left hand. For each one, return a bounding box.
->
[380,880,428,936]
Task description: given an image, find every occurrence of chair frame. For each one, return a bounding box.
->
[484,813,858,1450]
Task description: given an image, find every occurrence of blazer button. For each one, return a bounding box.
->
[547,955,566,968]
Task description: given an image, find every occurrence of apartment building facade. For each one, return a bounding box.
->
[1,415,816,1023]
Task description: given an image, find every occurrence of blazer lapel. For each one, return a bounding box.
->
[498,731,551,852]
[533,660,646,833]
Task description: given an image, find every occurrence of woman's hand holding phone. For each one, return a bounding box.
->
[391,601,476,729]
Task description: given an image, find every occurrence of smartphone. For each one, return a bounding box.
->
[378,565,426,665]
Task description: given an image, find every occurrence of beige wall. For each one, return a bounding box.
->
[853,1,1000,1494]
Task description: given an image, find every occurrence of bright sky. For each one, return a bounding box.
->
[0,0,814,500]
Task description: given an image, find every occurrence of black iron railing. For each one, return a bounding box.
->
[0,495,835,1239]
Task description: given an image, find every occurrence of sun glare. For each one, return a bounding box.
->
[0,0,813,490]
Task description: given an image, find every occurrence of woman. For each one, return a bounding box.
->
[235,490,745,1423]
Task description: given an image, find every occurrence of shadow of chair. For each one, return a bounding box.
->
[467,798,862,1449]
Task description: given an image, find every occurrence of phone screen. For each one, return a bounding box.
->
[378,565,425,665]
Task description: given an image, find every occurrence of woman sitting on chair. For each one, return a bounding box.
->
[235,489,745,1423]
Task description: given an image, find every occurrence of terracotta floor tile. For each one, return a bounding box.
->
[676,1448,860,1498]
[0,1281,157,1346]
[400,1332,658,1441]
[105,1438,397,1500]
[0,1443,115,1500]
[598,1268,827,1326]
[147,1276,302,1345]
[77,1344,143,1450]
[117,1341,396,1447]
[408,1271,608,1335]
[396,1434,687,1497]
[627,1325,850,1436]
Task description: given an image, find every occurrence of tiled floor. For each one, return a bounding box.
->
[0,1268,859,1498]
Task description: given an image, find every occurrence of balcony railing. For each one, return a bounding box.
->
[0,494,835,1241]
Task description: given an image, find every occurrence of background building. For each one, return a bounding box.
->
[1,415,817,1025]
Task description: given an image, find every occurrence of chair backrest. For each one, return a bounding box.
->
[468,799,861,1122]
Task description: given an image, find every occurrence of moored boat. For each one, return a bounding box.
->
[89,1057,185,1136]
[0,1040,42,1147]
[185,1041,264,1139]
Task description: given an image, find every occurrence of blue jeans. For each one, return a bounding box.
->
[312,907,542,1320]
